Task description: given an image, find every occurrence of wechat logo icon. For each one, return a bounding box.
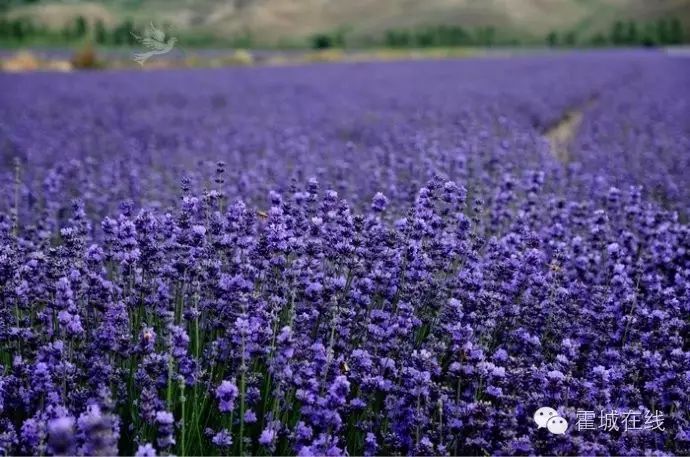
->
[534,406,568,435]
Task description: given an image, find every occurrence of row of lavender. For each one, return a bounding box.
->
[0,53,627,217]
[0,51,689,455]
[571,54,690,215]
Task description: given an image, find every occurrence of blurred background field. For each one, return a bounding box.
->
[1,0,689,71]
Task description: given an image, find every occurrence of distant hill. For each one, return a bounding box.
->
[3,0,690,46]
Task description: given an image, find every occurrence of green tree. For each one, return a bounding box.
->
[311,33,333,49]
[656,18,670,44]
[112,19,136,46]
[415,27,435,47]
[547,31,558,47]
[669,17,683,44]
[590,32,607,46]
[625,21,638,44]
[385,29,410,47]
[435,25,448,46]
[125,19,136,45]
[331,28,346,47]
[483,26,496,46]
[111,23,123,45]
[449,26,469,45]
[74,15,87,38]
[0,18,8,39]
[611,20,625,45]
[641,23,658,47]
[563,31,577,46]
[95,19,107,44]
[11,18,25,42]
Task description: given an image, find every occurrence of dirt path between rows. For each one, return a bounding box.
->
[544,98,596,163]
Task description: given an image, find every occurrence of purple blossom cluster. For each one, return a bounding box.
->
[0,51,689,456]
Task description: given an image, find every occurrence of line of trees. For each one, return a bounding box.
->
[0,16,140,45]
[383,25,498,48]
[311,25,502,50]
[313,17,686,50]
[547,17,686,47]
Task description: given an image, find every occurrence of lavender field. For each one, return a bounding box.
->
[0,51,689,456]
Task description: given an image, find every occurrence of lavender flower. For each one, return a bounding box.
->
[135,442,157,456]
[155,411,175,450]
[47,416,76,455]
[215,380,239,413]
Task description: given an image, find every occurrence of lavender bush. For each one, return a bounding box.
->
[0,51,689,456]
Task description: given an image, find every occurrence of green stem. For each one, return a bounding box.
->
[415,394,421,449]
[180,381,186,456]
[166,353,174,409]
[239,334,246,456]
